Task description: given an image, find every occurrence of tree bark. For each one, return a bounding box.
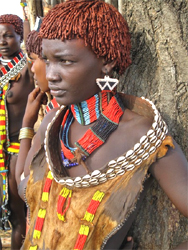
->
[35,0,43,17]
[118,0,188,249]
[26,0,37,29]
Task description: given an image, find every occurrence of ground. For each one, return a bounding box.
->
[0,230,11,249]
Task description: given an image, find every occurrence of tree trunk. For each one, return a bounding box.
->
[26,0,37,29]
[118,0,188,249]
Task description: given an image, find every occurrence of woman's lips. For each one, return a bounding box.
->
[0,48,9,53]
[50,89,66,97]
[34,79,38,86]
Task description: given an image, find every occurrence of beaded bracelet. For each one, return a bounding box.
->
[18,127,34,141]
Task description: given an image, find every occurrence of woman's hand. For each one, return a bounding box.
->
[22,87,47,128]
[17,175,30,201]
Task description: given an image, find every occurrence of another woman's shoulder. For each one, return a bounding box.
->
[42,107,59,124]
[38,107,60,139]
[20,64,34,86]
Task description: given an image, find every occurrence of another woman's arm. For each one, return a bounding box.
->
[15,87,47,186]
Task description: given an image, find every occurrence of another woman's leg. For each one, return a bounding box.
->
[8,155,26,250]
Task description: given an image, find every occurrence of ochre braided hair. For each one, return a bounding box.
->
[26,30,42,58]
[40,0,131,75]
[0,14,23,42]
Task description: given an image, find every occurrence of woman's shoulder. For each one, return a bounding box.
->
[41,107,60,130]
[20,64,33,82]
[122,107,152,136]
[118,93,158,145]
[32,107,60,149]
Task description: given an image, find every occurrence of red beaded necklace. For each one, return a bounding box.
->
[60,91,125,170]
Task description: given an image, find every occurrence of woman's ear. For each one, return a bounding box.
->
[102,59,117,75]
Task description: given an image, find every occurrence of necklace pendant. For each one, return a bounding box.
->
[10,73,21,82]
[63,158,70,168]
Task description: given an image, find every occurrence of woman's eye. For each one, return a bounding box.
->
[60,59,72,64]
[5,34,13,38]
[42,58,49,64]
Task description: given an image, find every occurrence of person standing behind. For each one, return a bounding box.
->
[26,30,52,128]
[0,14,34,249]
[15,30,59,236]
[15,29,59,188]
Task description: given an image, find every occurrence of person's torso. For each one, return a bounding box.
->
[0,63,34,141]
[23,94,174,250]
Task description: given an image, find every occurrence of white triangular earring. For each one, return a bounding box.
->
[96,75,119,91]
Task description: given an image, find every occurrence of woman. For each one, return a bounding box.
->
[17,1,188,249]
[15,29,59,237]
[0,14,34,249]
[26,30,49,93]
[26,30,52,130]
[25,30,59,115]
[15,29,59,186]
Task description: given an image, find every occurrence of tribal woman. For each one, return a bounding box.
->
[17,1,188,250]
[0,14,34,249]
[15,28,59,193]
[25,29,59,120]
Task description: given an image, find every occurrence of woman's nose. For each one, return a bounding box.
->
[31,62,35,73]
[0,36,7,45]
[46,63,61,82]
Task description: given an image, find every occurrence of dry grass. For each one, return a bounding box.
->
[0,230,11,250]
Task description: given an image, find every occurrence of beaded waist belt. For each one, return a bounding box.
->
[0,142,20,231]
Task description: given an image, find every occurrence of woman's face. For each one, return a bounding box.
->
[0,23,21,59]
[42,38,104,106]
[30,52,49,93]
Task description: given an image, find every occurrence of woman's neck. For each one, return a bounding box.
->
[1,49,21,61]
[70,91,113,126]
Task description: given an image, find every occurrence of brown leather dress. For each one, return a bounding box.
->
[22,94,174,250]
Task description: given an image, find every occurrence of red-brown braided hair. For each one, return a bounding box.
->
[26,30,42,58]
[0,14,23,42]
[40,0,131,75]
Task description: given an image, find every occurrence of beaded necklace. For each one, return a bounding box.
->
[45,97,59,114]
[0,57,11,66]
[0,51,26,88]
[60,91,125,170]
[70,92,111,125]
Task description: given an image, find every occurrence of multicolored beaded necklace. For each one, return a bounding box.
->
[45,97,59,114]
[0,51,26,89]
[60,91,125,170]
[0,57,11,66]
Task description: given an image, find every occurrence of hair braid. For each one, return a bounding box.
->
[40,0,131,75]
[26,30,42,58]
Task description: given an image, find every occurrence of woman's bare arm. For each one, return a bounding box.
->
[15,88,47,186]
[16,106,58,200]
[149,139,188,217]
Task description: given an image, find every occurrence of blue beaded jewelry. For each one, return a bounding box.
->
[60,91,117,168]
